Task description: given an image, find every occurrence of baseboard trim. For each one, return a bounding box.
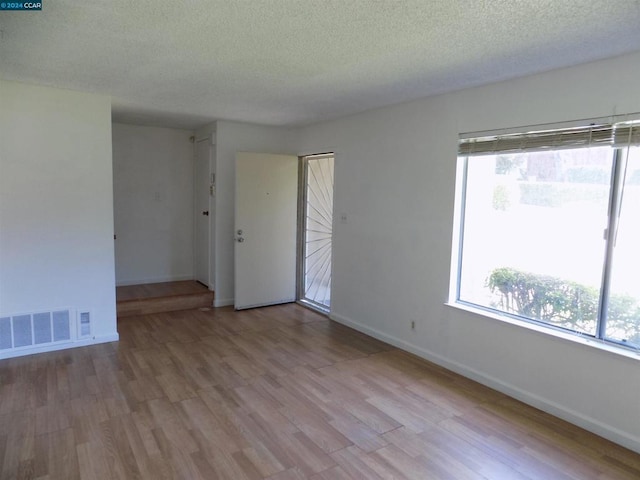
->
[116,275,194,287]
[329,312,640,454]
[0,333,120,360]
[214,298,234,308]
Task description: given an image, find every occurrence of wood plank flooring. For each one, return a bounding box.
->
[116,281,210,302]
[116,281,213,317]
[1,303,639,479]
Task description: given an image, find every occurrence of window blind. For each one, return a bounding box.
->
[613,122,640,147]
[459,124,614,156]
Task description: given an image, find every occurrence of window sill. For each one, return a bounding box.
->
[445,301,640,362]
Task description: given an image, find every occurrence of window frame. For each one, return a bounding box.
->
[451,118,640,352]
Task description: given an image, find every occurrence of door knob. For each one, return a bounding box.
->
[202,211,209,216]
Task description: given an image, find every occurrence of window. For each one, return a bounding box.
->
[454,120,640,349]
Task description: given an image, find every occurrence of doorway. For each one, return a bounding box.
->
[298,153,335,312]
[195,138,213,289]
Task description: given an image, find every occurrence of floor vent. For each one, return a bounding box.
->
[0,309,72,351]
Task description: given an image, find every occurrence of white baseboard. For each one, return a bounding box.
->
[0,333,120,360]
[329,312,640,454]
[214,298,234,307]
[116,274,194,287]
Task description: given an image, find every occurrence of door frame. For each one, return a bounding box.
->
[296,152,335,314]
[194,136,214,290]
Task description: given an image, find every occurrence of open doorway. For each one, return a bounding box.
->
[298,153,335,312]
[195,137,214,290]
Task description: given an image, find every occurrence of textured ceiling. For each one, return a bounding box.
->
[2,1,640,129]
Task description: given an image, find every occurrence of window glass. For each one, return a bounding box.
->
[459,147,613,335]
[605,147,640,346]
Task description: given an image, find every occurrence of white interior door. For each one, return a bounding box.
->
[195,139,211,288]
[235,152,298,309]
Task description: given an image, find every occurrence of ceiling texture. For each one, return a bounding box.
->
[2,1,640,130]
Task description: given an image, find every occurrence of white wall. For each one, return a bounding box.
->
[213,121,295,306]
[0,81,118,352]
[294,51,640,452]
[112,123,194,285]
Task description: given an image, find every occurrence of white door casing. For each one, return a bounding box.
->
[234,152,298,310]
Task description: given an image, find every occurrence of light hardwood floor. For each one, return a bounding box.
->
[116,281,214,317]
[1,304,639,479]
[116,281,210,302]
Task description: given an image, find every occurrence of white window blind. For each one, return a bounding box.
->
[459,120,640,156]
[613,122,640,147]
